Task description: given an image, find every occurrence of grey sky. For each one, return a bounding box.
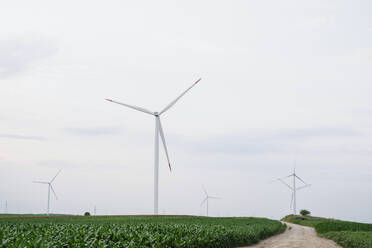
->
[1,0,372,222]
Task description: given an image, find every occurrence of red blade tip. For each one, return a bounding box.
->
[105,99,113,102]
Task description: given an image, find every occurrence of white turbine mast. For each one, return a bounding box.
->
[200,185,220,217]
[106,78,201,215]
[277,164,311,215]
[33,169,61,215]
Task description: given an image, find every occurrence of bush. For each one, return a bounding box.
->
[84,212,91,216]
[300,209,310,216]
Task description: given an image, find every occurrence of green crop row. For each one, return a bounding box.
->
[0,216,285,248]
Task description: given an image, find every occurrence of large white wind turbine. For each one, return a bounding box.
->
[106,78,201,215]
[200,186,220,217]
[33,169,61,215]
[277,167,311,215]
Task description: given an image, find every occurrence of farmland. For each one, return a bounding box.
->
[283,215,372,248]
[0,215,285,248]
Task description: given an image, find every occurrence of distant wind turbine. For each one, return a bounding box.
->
[106,78,201,215]
[33,169,61,215]
[277,166,311,215]
[200,186,220,217]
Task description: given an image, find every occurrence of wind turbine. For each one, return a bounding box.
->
[277,166,311,215]
[200,186,220,217]
[33,169,61,215]
[106,78,201,215]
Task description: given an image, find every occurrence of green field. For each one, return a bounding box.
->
[282,215,372,248]
[0,215,285,248]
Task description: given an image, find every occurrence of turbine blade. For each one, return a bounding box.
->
[295,175,307,185]
[268,179,278,184]
[209,196,220,199]
[297,184,311,191]
[50,169,62,183]
[157,118,171,171]
[50,185,58,200]
[200,197,208,207]
[159,78,201,115]
[105,99,154,115]
[33,181,48,184]
[278,178,293,190]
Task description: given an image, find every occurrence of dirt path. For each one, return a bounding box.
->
[245,222,342,248]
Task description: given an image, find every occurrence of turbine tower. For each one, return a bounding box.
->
[33,169,61,215]
[106,78,201,215]
[200,186,220,217]
[277,167,310,215]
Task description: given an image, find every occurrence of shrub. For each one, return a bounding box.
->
[300,209,310,216]
[84,212,91,216]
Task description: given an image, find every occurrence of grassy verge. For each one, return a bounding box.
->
[282,215,372,248]
[0,215,285,248]
[322,231,372,248]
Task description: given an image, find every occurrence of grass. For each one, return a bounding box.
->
[281,215,327,227]
[282,215,372,248]
[322,231,372,248]
[0,215,286,248]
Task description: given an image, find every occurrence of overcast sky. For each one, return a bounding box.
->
[1,0,372,222]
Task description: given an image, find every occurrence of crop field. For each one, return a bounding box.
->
[0,215,285,248]
[283,215,372,248]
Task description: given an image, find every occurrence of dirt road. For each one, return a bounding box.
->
[246,222,342,248]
